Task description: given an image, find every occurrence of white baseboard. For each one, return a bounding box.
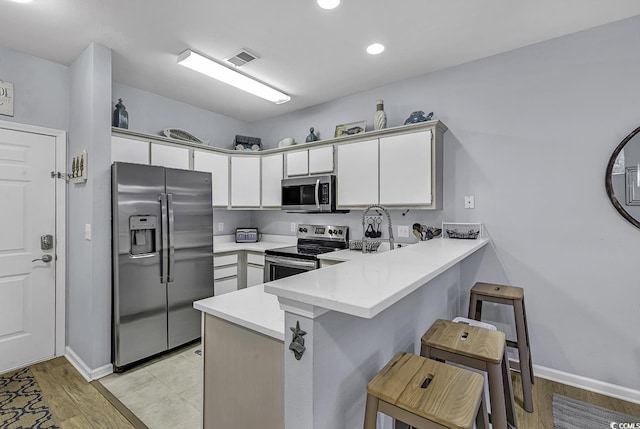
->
[65,346,113,381]
[509,358,640,405]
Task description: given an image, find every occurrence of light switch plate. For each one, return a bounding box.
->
[291,222,296,232]
[218,222,224,231]
[84,223,91,240]
[464,195,475,209]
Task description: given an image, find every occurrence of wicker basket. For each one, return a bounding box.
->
[349,240,381,252]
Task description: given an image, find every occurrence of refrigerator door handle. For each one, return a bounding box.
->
[160,193,169,283]
[167,193,175,283]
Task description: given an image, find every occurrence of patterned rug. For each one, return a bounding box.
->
[553,393,639,429]
[0,367,59,429]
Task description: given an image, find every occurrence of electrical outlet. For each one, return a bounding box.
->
[84,223,91,241]
[217,222,224,231]
[464,195,475,209]
[291,222,296,232]
[398,225,409,238]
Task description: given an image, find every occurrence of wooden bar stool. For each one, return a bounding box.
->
[421,319,517,429]
[364,352,489,429]
[468,282,534,413]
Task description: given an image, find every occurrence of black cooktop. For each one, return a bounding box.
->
[265,223,349,260]
[265,243,346,260]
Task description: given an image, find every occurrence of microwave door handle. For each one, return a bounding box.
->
[160,193,168,283]
[167,193,175,283]
[315,179,320,209]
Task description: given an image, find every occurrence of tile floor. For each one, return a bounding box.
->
[100,343,202,429]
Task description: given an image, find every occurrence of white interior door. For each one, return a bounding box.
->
[0,128,56,373]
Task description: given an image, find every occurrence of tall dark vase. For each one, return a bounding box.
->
[113,98,129,129]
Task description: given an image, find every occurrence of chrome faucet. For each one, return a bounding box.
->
[361,204,394,253]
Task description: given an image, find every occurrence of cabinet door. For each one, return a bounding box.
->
[261,153,283,207]
[215,277,238,295]
[309,146,334,174]
[286,150,308,176]
[336,139,379,207]
[194,150,230,207]
[379,130,432,206]
[111,136,149,164]
[151,143,190,169]
[247,265,265,287]
[230,156,261,207]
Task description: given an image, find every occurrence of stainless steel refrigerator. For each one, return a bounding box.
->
[111,162,214,371]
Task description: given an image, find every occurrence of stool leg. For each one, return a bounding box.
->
[514,299,534,413]
[468,293,482,321]
[487,362,508,429]
[522,297,534,384]
[364,393,379,429]
[501,349,518,428]
[476,393,490,429]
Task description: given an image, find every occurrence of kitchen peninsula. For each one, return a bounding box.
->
[195,237,489,429]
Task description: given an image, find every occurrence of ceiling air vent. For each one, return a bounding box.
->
[225,50,259,67]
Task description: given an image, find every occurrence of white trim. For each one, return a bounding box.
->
[65,346,113,381]
[0,120,67,361]
[509,359,640,405]
[278,297,329,319]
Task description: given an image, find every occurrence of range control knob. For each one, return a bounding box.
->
[298,227,304,232]
[338,229,343,235]
[329,229,335,234]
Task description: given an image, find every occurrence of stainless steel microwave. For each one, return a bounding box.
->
[281,175,337,212]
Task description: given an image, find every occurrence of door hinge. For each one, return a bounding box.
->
[51,171,71,182]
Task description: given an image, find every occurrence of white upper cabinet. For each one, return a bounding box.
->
[230,156,261,207]
[194,150,230,207]
[151,143,190,170]
[336,139,379,207]
[261,153,283,208]
[309,146,334,174]
[286,150,309,176]
[111,136,149,164]
[379,130,432,206]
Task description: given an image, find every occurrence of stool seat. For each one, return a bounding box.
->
[422,319,505,364]
[471,282,523,300]
[366,352,486,429]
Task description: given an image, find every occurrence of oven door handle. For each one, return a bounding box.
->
[315,179,320,209]
[265,256,318,270]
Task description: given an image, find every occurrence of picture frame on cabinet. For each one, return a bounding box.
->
[334,121,366,138]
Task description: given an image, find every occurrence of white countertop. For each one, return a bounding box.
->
[264,238,489,319]
[194,285,285,341]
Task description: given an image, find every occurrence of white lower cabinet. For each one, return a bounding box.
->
[214,252,239,295]
[247,265,265,287]
[215,277,238,296]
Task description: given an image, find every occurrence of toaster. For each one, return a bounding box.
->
[235,228,259,243]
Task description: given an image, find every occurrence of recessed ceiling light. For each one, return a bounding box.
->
[366,43,385,55]
[317,0,340,10]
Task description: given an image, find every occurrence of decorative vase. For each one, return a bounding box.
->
[306,127,319,142]
[113,98,129,129]
[374,100,387,130]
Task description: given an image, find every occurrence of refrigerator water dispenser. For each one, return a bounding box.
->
[129,215,157,255]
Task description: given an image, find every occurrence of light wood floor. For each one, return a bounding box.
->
[512,371,640,428]
[25,357,137,429]
[10,357,640,428]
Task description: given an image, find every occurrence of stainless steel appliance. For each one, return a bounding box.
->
[281,175,337,212]
[111,162,214,371]
[236,228,259,243]
[264,224,349,282]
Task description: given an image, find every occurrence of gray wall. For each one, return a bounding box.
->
[112,82,251,150]
[67,43,113,370]
[252,15,640,391]
[0,46,69,130]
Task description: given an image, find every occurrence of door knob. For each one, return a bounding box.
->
[32,255,53,263]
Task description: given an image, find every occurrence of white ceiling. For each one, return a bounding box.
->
[1,0,639,122]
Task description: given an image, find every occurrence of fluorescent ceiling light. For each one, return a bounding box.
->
[317,0,340,9]
[177,49,290,105]
[366,43,385,55]
[10,0,33,3]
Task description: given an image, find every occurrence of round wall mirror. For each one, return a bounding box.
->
[606,125,640,230]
